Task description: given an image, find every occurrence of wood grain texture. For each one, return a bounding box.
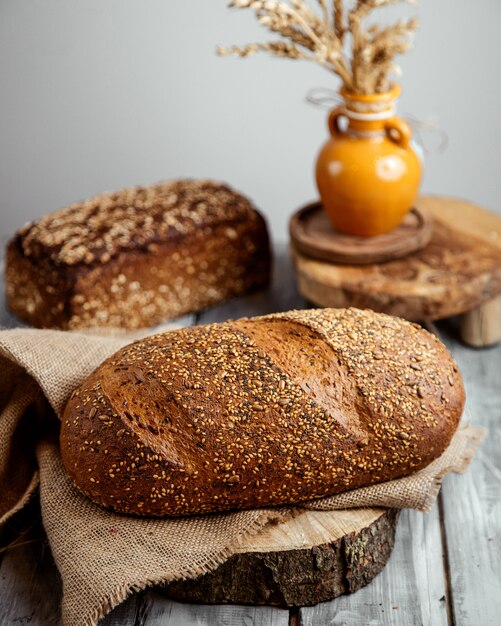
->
[440,329,501,626]
[162,510,399,607]
[290,204,432,265]
[0,505,62,626]
[0,518,216,626]
[460,297,501,347]
[293,195,501,322]
[140,593,289,626]
[299,506,448,626]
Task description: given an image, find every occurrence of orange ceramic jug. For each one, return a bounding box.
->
[315,84,422,237]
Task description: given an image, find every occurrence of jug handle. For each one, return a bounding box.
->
[385,117,412,148]
[328,107,346,136]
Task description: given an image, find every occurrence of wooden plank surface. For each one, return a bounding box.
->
[439,325,501,626]
[140,593,289,626]
[0,504,62,626]
[299,505,448,626]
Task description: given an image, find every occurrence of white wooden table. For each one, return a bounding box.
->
[1,246,500,626]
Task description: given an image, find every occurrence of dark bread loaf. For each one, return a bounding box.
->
[60,308,464,517]
[5,179,270,330]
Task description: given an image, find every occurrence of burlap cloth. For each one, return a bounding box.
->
[0,327,484,626]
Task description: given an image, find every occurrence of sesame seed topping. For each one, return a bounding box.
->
[61,307,464,517]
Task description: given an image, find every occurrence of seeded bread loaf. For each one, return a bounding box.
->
[5,179,270,330]
[60,308,464,517]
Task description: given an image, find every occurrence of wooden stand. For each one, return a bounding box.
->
[290,204,432,265]
[291,196,501,348]
[162,508,398,607]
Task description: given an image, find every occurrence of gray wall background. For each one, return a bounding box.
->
[1,0,500,243]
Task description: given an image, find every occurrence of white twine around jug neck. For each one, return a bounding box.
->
[306,87,448,156]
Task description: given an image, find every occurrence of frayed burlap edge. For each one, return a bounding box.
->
[77,508,297,626]
[418,424,485,512]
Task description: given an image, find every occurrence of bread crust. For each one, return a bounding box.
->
[60,308,465,517]
[6,180,270,329]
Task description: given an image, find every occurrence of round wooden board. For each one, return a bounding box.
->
[292,195,501,327]
[290,204,432,265]
[162,508,398,607]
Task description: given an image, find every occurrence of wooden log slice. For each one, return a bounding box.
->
[292,196,501,323]
[162,508,399,607]
[290,204,432,265]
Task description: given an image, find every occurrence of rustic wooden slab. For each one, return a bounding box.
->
[290,204,432,265]
[162,509,399,607]
[292,196,501,346]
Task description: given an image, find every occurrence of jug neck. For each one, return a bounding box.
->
[340,84,400,133]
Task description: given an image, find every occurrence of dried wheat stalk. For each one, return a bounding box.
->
[218,0,419,94]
